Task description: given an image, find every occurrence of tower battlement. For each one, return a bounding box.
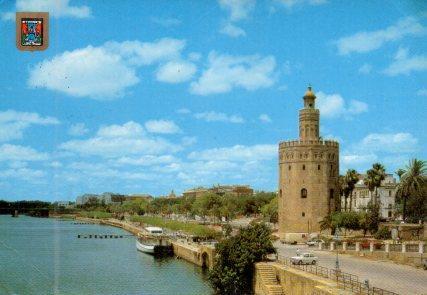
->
[279,139,339,148]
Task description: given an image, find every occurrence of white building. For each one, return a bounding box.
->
[342,174,397,219]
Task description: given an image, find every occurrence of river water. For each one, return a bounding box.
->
[0,216,213,295]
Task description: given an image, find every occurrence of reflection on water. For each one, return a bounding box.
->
[0,215,213,295]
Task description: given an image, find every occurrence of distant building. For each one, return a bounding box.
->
[342,174,397,219]
[100,192,126,204]
[127,194,153,201]
[182,187,210,198]
[76,194,98,205]
[54,201,74,208]
[183,185,253,198]
[76,192,126,205]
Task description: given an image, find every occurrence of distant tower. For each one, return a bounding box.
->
[278,86,339,242]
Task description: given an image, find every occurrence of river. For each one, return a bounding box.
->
[0,215,213,295]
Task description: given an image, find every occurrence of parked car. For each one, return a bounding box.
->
[306,239,324,246]
[290,253,318,265]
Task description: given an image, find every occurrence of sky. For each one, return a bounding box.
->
[0,0,426,201]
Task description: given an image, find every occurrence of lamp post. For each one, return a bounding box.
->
[334,229,340,271]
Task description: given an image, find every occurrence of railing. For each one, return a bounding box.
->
[389,244,402,252]
[347,243,356,250]
[277,255,399,295]
[406,244,419,252]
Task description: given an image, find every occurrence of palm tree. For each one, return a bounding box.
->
[345,169,359,211]
[365,163,386,205]
[396,159,427,221]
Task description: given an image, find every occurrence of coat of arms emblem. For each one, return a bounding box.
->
[16,12,49,51]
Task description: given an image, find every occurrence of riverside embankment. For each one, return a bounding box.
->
[75,216,216,269]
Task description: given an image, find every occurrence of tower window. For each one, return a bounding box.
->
[279,189,282,198]
[318,164,321,170]
[301,188,307,198]
[389,190,391,197]
[288,165,291,170]
[302,164,305,170]
[302,212,305,217]
[329,189,334,199]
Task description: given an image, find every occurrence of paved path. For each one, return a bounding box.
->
[274,242,427,295]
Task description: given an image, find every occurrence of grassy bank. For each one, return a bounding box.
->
[79,211,112,219]
[130,215,219,238]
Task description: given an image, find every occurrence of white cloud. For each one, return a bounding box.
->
[219,0,255,21]
[0,110,59,142]
[190,52,276,95]
[194,111,244,123]
[114,155,177,166]
[68,123,88,136]
[29,46,139,99]
[0,168,45,180]
[176,108,191,114]
[156,60,197,83]
[276,0,327,8]
[316,91,368,118]
[60,121,180,158]
[259,114,272,123]
[29,38,187,99]
[417,89,427,96]
[360,133,418,153]
[97,121,144,138]
[358,63,372,74]
[106,38,185,66]
[342,153,378,167]
[0,144,48,162]
[48,161,63,168]
[383,48,427,76]
[335,17,426,55]
[181,136,197,146]
[341,132,419,171]
[220,23,246,37]
[188,144,276,162]
[2,0,91,21]
[144,120,181,134]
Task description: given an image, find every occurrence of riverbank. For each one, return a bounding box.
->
[0,215,213,294]
[73,216,217,270]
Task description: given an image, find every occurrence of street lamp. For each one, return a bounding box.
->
[334,228,340,271]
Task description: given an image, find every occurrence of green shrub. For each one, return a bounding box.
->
[374,227,391,240]
[130,215,220,238]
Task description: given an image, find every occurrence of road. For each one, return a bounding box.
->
[274,241,427,295]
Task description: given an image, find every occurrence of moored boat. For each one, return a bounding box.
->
[136,227,172,256]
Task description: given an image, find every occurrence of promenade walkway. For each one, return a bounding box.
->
[274,241,427,295]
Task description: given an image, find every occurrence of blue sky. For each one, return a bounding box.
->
[0,0,426,201]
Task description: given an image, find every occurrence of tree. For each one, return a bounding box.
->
[208,223,275,295]
[365,163,386,205]
[319,213,335,235]
[396,159,427,222]
[261,197,278,223]
[344,169,359,211]
[365,201,380,234]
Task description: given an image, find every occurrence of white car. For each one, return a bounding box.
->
[291,253,318,265]
[306,239,324,246]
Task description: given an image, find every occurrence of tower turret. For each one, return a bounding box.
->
[299,86,320,141]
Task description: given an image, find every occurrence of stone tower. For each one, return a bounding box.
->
[278,86,339,242]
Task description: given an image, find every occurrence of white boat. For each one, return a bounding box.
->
[136,227,168,255]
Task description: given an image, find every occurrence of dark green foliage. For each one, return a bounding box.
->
[331,211,361,230]
[261,196,278,223]
[374,227,392,240]
[208,223,275,295]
